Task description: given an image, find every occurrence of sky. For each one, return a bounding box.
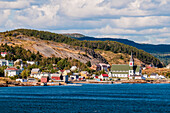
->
[0,0,170,44]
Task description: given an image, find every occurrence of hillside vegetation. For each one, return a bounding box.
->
[0,43,89,71]
[1,29,163,67]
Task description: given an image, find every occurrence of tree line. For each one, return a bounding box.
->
[3,29,163,67]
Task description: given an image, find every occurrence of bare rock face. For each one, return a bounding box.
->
[0,34,108,65]
[31,42,108,65]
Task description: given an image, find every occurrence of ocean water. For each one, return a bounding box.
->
[0,84,169,113]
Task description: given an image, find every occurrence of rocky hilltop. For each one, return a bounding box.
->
[0,29,163,67]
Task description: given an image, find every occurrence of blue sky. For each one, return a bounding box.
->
[0,0,170,44]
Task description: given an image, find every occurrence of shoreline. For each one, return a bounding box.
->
[0,79,170,87]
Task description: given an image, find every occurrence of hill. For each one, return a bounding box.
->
[63,35,170,53]
[63,34,170,65]
[0,29,163,67]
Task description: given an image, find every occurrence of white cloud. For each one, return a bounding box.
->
[0,0,170,44]
[0,10,10,26]
[0,0,34,9]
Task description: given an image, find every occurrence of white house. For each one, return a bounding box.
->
[14,59,23,65]
[134,75,142,80]
[27,61,35,65]
[159,75,166,79]
[4,68,21,77]
[166,64,170,69]
[31,68,40,74]
[0,59,14,67]
[16,79,27,82]
[143,74,148,78]
[1,52,7,57]
[99,63,110,72]
[70,75,79,81]
[150,73,159,79]
[70,66,77,71]
[30,73,50,79]
[99,74,109,80]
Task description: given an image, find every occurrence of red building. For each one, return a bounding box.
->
[41,76,49,83]
[51,76,61,80]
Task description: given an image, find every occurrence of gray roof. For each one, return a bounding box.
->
[31,68,40,73]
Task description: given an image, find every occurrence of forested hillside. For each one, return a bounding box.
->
[65,35,170,54]
[1,29,163,67]
[0,43,89,71]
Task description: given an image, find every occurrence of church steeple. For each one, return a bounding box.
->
[129,52,134,66]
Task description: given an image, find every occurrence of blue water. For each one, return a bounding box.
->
[0,84,169,113]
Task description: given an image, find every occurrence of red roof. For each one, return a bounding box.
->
[60,70,64,72]
[6,68,19,71]
[102,74,108,77]
[95,76,98,78]
[1,52,7,54]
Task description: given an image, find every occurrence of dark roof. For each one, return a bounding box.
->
[111,64,129,71]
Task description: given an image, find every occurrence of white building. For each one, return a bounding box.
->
[1,52,7,57]
[70,75,79,81]
[159,75,166,79]
[31,68,40,74]
[4,68,21,77]
[99,74,109,80]
[110,52,142,78]
[150,73,159,79]
[143,74,148,78]
[30,73,50,79]
[0,59,14,67]
[70,66,77,71]
[99,63,110,72]
[16,79,27,82]
[27,61,35,65]
[166,64,170,69]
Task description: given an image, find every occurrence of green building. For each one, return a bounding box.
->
[109,52,142,78]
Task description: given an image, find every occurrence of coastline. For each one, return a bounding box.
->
[0,79,170,87]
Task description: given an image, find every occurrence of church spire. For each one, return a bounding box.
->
[129,51,134,66]
[130,52,134,62]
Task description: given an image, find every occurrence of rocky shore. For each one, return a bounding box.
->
[0,78,169,87]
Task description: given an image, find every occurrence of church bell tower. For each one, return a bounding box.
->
[129,52,134,76]
[129,52,134,67]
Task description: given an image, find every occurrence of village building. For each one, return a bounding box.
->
[149,73,159,79]
[16,79,27,82]
[70,75,79,81]
[110,52,142,78]
[0,59,14,67]
[51,72,68,82]
[1,52,7,57]
[91,63,110,71]
[27,78,38,82]
[30,72,50,80]
[63,70,71,76]
[70,66,77,71]
[99,63,110,72]
[31,68,41,74]
[166,64,170,69]
[14,59,23,65]
[143,74,148,78]
[41,76,49,83]
[26,61,35,65]
[80,71,90,79]
[4,68,21,77]
[50,72,61,80]
[99,74,109,80]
